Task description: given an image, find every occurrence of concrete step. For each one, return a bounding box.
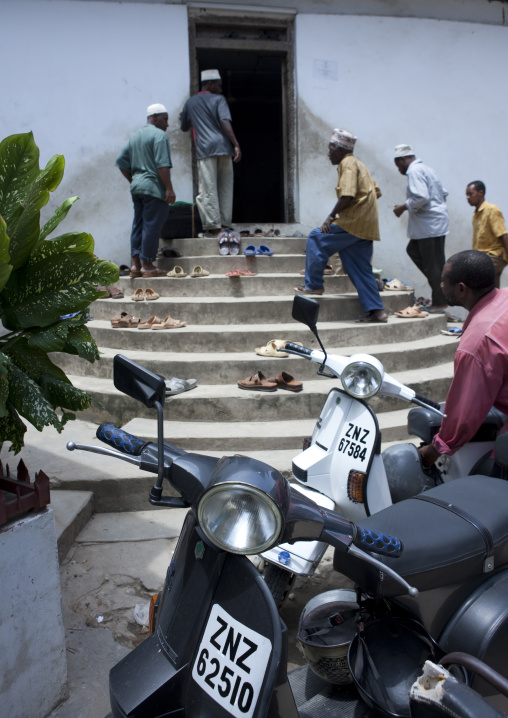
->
[55,333,457,382]
[50,490,94,562]
[155,254,328,275]
[121,407,416,452]
[101,274,358,300]
[161,235,308,256]
[68,361,454,425]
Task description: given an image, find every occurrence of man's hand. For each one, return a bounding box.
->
[418,443,441,467]
[320,216,333,234]
[233,145,242,163]
[165,188,176,204]
[393,204,407,218]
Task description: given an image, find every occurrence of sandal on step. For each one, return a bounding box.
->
[190,266,209,277]
[131,288,145,301]
[165,377,198,396]
[151,315,186,330]
[395,305,429,319]
[144,288,160,300]
[237,269,257,276]
[228,232,241,256]
[384,278,413,291]
[166,266,187,278]
[138,315,162,330]
[118,265,130,277]
[217,231,230,255]
[238,371,277,392]
[267,371,303,392]
[111,312,140,328]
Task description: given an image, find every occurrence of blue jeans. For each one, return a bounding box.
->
[304,224,384,313]
[130,194,169,262]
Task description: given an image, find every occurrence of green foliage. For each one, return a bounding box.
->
[0,132,118,453]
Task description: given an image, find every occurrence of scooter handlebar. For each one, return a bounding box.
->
[283,342,313,356]
[353,525,403,558]
[414,393,442,412]
[96,423,149,456]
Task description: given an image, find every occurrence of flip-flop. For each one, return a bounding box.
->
[441,327,463,337]
[131,288,145,301]
[98,285,124,299]
[226,270,241,277]
[190,266,209,277]
[255,245,273,256]
[395,306,429,319]
[138,315,162,330]
[111,312,140,328]
[217,231,230,255]
[140,268,166,278]
[165,377,198,396]
[118,265,131,276]
[151,315,186,329]
[237,371,277,392]
[384,278,413,291]
[166,266,187,278]
[228,231,241,256]
[237,269,257,276]
[144,288,160,300]
[294,285,324,295]
[243,245,256,256]
[267,371,303,392]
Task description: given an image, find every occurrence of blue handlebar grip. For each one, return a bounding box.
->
[355,525,402,557]
[96,423,148,456]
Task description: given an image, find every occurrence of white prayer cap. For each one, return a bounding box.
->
[330,128,357,151]
[394,144,415,158]
[201,69,221,82]
[147,103,168,116]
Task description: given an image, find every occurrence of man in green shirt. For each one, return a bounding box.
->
[116,103,175,278]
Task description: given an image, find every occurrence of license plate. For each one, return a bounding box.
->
[192,603,272,718]
[336,421,373,463]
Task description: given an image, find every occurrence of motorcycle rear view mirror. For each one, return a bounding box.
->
[292,294,320,334]
[292,293,335,378]
[113,354,166,409]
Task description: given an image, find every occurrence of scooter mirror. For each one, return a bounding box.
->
[292,294,320,334]
[113,354,166,409]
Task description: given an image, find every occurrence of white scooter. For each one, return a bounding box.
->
[261,295,506,602]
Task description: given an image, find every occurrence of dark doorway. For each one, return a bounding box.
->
[197,49,284,224]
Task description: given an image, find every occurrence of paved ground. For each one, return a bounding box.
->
[47,508,349,718]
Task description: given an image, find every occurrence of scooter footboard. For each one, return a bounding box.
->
[109,511,295,718]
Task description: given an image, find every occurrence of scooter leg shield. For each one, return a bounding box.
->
[109,512,293,718]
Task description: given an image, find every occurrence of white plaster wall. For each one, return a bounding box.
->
[0,1,193,266]
[295,14,508,293]
[0,508,67,718]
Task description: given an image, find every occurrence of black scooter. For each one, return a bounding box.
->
[67,354,508,718]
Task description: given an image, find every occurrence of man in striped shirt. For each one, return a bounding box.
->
[295,129,387,323]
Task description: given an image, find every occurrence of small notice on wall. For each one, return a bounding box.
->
[313,59,338,81]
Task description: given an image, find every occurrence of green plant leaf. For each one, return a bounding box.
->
[0,405,27,454]
[41,374,92,412]
[0,132,40,228]
[0,355,9,418]
[28,231,95,266]
[0,214,12,292]
[62,324,100,363]
[7,363,63,431]
[39,196,79,241]
[2,254,118,329]
[3,150,65,269]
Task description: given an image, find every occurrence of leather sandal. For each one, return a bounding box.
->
[394,305,429,319]
[138,315,162,330]
[111,312,140,328]
[237,371,277,392]
[266,371,303,392]
[151,315,186,330]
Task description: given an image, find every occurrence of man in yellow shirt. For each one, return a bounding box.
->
[466,180,508,287]
[295,128,387,323]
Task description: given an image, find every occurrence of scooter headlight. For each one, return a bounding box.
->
[198,483,283,554]
[341,354,384,399]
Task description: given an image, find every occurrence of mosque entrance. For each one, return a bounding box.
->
[188,12,296,224]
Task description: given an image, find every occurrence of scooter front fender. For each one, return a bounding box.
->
[109,512,295,718]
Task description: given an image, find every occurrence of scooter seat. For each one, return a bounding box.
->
[408,405,507,444]
[334,476,508,596]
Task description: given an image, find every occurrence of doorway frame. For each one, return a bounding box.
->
[187,9,297,223]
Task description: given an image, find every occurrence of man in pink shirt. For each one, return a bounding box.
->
[419,250,508,466]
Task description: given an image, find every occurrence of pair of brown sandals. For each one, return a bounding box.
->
[237,370,303,392]
[111,312,185,329]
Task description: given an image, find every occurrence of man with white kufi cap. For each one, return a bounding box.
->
[116,103,175,277]
[180,69,241,239]
[393,144,449,312]
[295,128,387,323]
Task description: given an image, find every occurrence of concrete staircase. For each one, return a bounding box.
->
[55,235,456,468]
